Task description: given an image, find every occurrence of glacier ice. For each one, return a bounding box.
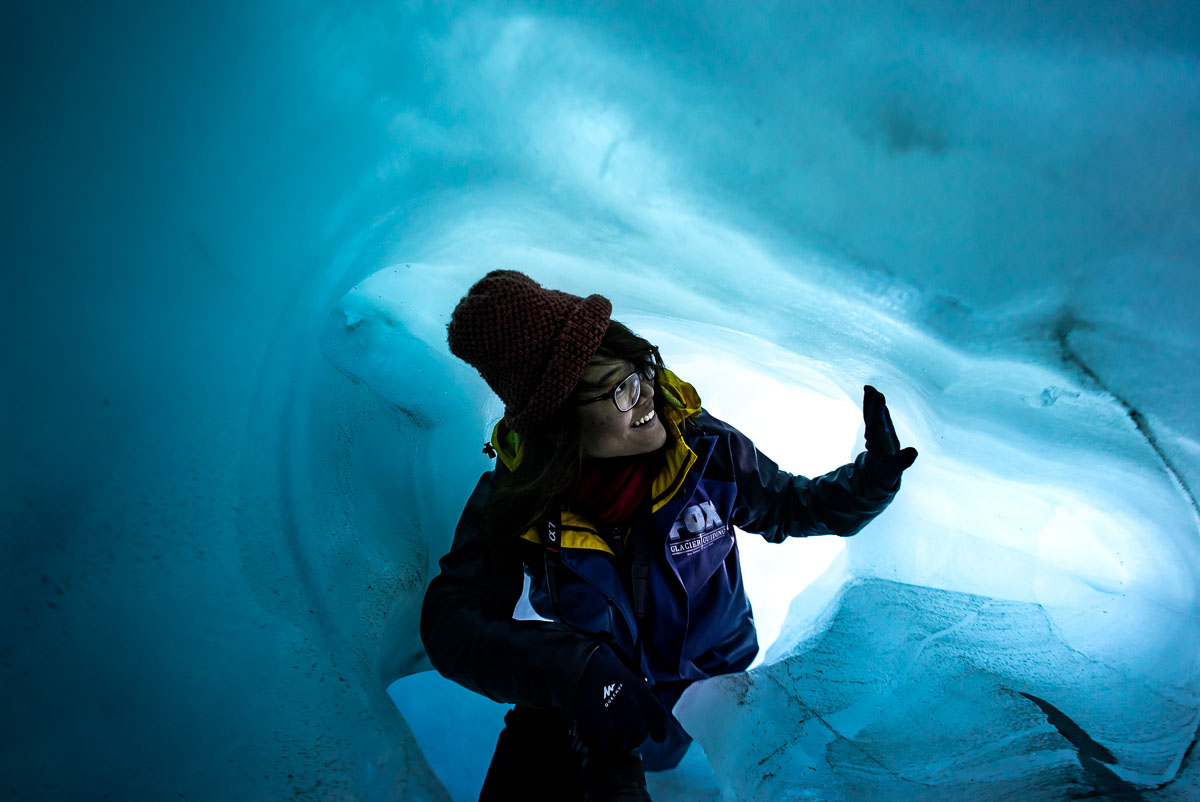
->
[4,1,1199,800]
[677,578,1199,800]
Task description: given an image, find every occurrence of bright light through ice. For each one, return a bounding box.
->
[640,323,868,666]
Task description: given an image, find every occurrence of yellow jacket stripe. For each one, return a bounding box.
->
[487,368,704,555]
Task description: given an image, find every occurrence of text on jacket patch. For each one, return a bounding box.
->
[668,500,729,555]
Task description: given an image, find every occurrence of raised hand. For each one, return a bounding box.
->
[862,385,918,489]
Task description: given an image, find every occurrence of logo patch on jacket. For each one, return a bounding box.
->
[668,500,729,555]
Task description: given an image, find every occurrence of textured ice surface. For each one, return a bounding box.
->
[677,578,1200,801]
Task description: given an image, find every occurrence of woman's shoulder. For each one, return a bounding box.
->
[686,410,762,461]
[687,408,737,437]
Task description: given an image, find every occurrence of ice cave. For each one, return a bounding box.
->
[4,2,1199,800]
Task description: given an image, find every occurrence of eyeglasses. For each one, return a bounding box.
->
[574,364,656,413]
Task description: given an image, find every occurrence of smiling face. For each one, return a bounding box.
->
[574,356,668,459]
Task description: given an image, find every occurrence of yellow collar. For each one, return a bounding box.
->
[490,368,704,554]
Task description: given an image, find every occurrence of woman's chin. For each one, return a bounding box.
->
[640,420,668,451]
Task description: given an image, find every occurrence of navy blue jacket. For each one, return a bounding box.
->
[420,370,899,720]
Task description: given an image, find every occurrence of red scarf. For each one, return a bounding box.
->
[570,448,664,526]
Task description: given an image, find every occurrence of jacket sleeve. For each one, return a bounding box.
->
[419,470,599,713]
[699,410,899,543]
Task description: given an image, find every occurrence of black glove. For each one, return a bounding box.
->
[571,646,668,753]
[862,385,918,490]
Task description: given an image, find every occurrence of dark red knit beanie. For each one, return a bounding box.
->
[447,270,612,434]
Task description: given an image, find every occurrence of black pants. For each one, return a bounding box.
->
[478,706,651,801]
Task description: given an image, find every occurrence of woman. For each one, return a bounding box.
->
[421,270,917,801]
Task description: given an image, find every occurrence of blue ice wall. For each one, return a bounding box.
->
[4,2,1199,800]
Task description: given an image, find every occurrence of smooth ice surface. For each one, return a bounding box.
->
[5,2,1200,800]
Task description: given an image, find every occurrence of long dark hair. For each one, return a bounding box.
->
[483,320,665,559]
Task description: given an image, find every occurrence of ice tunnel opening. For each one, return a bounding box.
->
[363,280,867,799]
[330,265,872,672]
[325,261,1200,798]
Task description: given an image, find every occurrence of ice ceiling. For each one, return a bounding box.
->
[4,1,1199,800]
